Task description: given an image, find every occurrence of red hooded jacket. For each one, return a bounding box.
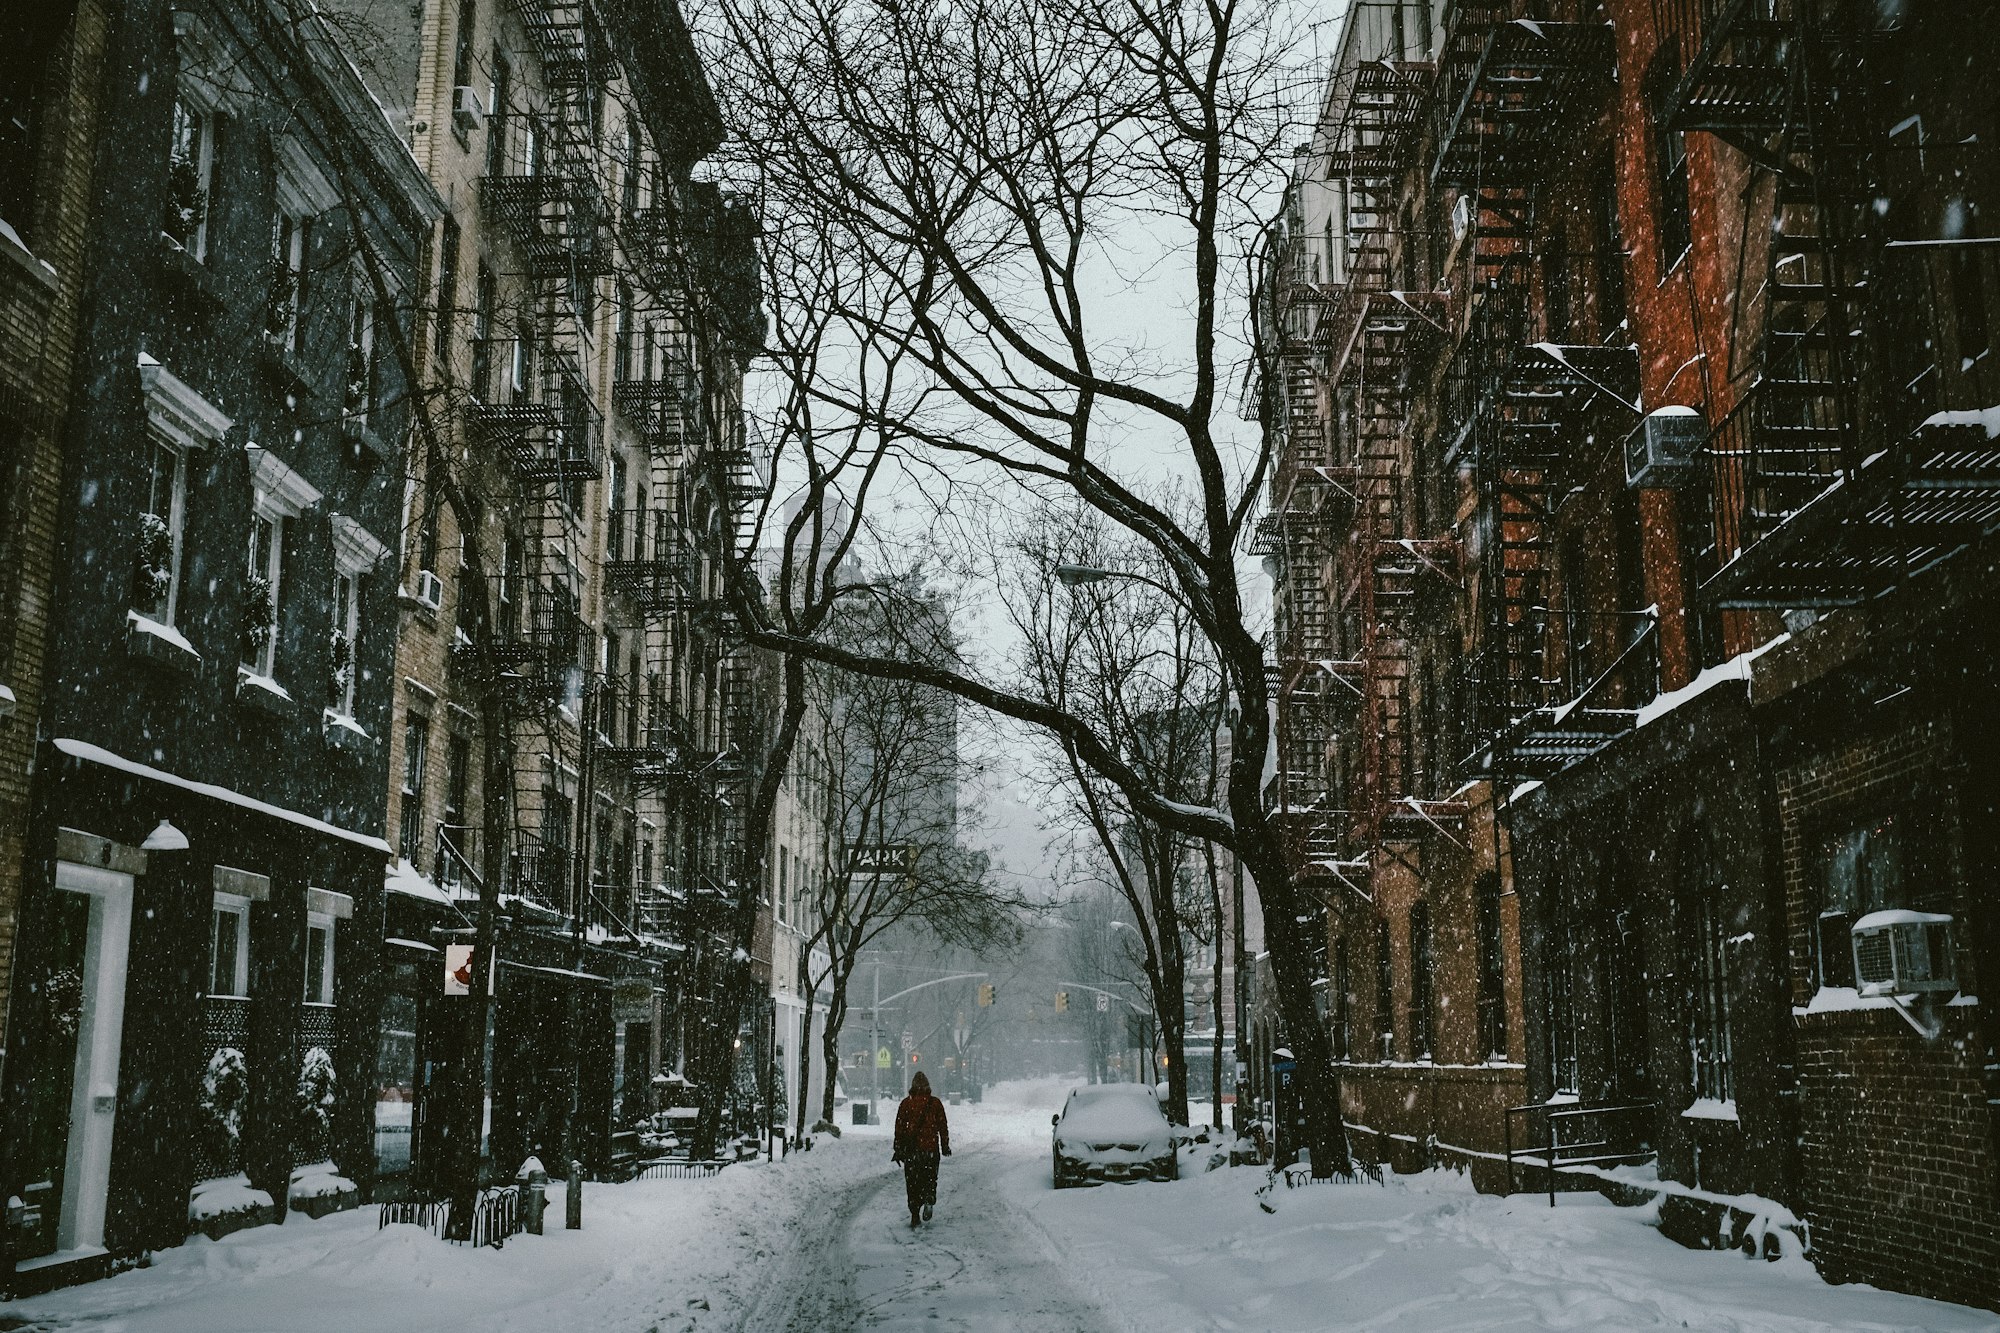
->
[893,1073,951,1157]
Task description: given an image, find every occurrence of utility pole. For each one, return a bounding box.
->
[868,957,880,1124]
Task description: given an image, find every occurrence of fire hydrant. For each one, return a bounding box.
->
[517,1157,548,1235]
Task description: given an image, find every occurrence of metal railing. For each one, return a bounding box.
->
[377,1184,524,1249]
[635,1158,731,1180]
[1503,1099,1657,1206]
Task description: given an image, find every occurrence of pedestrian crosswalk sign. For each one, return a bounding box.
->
[877,1047,892,1069]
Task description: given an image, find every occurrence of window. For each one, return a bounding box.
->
[440,731,471,886]
[451,0,476,91]
[486,50,510,175]
[1331,936,1351,1061]
[210,894,251,997]
[615,281,634,381]
[434,215,461,361]
[329,570,360,713]
[621,124,641,219]
[304,913,335,1004]
[1546,883,1579,1095]
[241,511,283,675]
[1475,872,1507,1059]
[510,316,533,397]
[471,262,496,397]
[1593,162,1625,332]
[1689,897,1734,1104]
[271,210,311,351]
[1542,224,1570,340]
[1374,919,1394,1061]
[140,439,188,624]
[400,713,431,863]
[0,5,69,244]
[1813,810,1948,989]
[1951,246,1991,362]
[345,289,378,427]
[165,95,213,258]
[1647,51,1691,272]
[1408,901,1435,1062]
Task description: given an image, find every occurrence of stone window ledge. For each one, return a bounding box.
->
[127,611,202,678]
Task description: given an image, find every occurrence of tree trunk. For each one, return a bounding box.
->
[691,656,809,1158]
[1226,650,1349,1177]
[820,1016,843,1125]
[1154,946,1190,1127]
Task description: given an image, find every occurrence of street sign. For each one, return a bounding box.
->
[901,1030,914,1054]
[953,1026,969,1052]
[876,1046,892,1069]
[1095,993,1109,1013]
[444,944,475,995]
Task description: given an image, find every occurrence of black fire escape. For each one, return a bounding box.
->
[1665,0,2000,610]
[1432,5,1621,782]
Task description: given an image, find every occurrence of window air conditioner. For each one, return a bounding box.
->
[452,86,485,133]
[1625,405,1705,488]
[1851,910,1956,997]
[415,569,446,611]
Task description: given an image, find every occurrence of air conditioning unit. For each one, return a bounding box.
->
[415,569,446,611]
[1851,910,1956,997]
[452,86,485,133]
[1625,405,1706,488]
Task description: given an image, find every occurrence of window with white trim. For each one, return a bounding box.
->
[330,570,359,713]
[166,95,213,258]
[240,446,320,682]
[141,438,188,625]
[210,893,251,998]
[304,912,335,1004]
[242,509,283,675]
[270,209,311,351]
[344,287,378,428]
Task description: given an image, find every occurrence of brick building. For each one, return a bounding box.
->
[1270,0,2000,1310]
[0,0,110,1074]
[322,0,771,1192]
[0,0,441,1288]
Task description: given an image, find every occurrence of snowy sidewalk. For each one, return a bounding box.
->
[6,1140,881,1333]
[1013,1147,2000,1332]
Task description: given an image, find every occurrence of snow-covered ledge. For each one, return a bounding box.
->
[0,216,57,293]
[139,353,232,450]
[127,610,202,676]
[323,708,372,754]
[236,667,295,717]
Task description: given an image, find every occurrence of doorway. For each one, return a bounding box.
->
[18,861,134,1262]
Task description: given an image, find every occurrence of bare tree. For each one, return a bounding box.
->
[704,0,1354,1172]
[1007,508,1221,1128]
[797,597,1026,1130]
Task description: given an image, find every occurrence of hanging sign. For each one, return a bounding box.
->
[445,944,476,995]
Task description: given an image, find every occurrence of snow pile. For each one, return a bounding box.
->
[287,1162,357,1204]
[187,1174,273,1226]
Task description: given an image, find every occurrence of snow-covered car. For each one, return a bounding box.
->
[1051,1084,1180,1187]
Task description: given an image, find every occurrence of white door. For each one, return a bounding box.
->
[54,861,133,1256]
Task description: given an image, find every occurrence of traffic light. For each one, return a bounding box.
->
[977,983,994,1006]
[1055,990,1069,1013]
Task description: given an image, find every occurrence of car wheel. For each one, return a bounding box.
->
[1053,1153,1071,1189]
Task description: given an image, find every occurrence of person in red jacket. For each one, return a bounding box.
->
[891,1071,951,1227]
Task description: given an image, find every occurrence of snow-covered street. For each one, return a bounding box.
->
[13,1080,1999,1333]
